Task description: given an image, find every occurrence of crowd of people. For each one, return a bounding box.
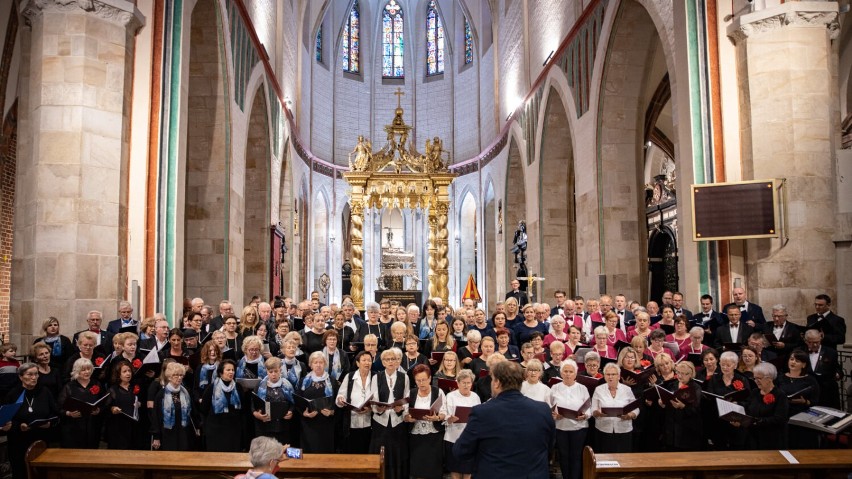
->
[0,288,847,479]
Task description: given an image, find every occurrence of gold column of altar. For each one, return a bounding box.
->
[343,90,456,309]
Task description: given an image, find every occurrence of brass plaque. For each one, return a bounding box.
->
[691,180,779,241]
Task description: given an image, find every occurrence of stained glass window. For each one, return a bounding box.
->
[426,1,444,75]
[316,25,323,63]
[342,0,360,73]
[464,16,473,65]
[382,0,404,78]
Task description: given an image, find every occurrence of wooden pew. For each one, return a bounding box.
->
[582,446,852,479]
[25,441,384,479]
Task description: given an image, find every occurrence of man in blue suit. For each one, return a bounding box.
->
[453,360,555,478]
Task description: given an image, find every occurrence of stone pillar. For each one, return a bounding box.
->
[11,0,143,343]
[727,2,838,319]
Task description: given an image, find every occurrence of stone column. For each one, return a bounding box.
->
[727,2,838,318]
[11,0,143,343]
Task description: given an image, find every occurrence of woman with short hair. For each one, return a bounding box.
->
[235,436,288,479]
[705,350,751,450]
[58,357,107,449]
[742,362,788,450]
[253,356,296,445]
[444,369,480,479]
[369,348,410,479]
[150,361,196,451]
[30,342,61,398]
[297,351,338,453]
[404,364,447,479]
[659,361,703,451]
[201,359,244,451]
[520,358,551,404]
[321,329,349,381]
[336,351,374,453]
[551,359,590,479]
[591,363,638,453]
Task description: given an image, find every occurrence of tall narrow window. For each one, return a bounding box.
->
[464,16,473,65]
[342,0,360,73]
[315,25,323,63]
[426,0,444,75]
[382,0,404,78]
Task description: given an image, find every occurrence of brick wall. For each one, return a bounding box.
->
[0,102,15,343]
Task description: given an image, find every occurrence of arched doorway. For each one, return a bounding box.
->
[648,227,677,304]
[458,192,477,298]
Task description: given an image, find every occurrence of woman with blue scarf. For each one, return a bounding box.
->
[298,351,339,453]
[252,357,295,444]
[193,341,220,401]
[200,359,243,451]
[321,330,349,382]
[33,317,73,370]
[151,362,196,451]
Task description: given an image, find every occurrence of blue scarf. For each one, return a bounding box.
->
[162,383,191,429]
[258,376,294,403]
[237,356,267,379]
[198,361,219,389]
[301,371,333,397]
[323,347,342,381]
[211,377,241,414]
[44,336,62,356]
[284,357,302,387]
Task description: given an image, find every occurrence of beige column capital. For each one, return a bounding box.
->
[20,0,145,33]
[727,1,839,43]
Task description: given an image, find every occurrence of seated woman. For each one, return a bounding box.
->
[201,359,243,452]
[404,364,447,479]
[494,328,520,362]
[336,351,374,453]
[444,369,480,479]
[591,363,638,453]
[659,361,703,451]
[151,362,197,451]
[58,357,106,449]
[297,351,338,453]
[777,349,820,449]
[520,359,551,404]
[741,362,789,450]
[627,312,654,343]
[551,359,590,479]
[253,356,295,445]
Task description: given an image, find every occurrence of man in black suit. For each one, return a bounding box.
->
[207,300,233,332]
[714,305,753,350]
[505,279,528,307]
[106,301,138,334]
[613,294,635,333]
[804,329,842,409]
[72,310,114,355]
[550,290,567,317]
[806,294,846,350]
[723,287,767,332]
[453,360,555,478]
[693,294,726,344]
[671,291,693,323]
[766,304,802,359]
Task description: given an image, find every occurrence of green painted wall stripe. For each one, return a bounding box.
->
[216,0,232,301]
[164,0,184,323]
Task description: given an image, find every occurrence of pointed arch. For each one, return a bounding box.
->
[342,0,361,73]
[382,0,404,78]
[243,83,272,305]
[504,134,528,288]
[426,0,445,75]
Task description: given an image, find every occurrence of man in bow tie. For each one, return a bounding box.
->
[805,294,846,350]
[722,287,766,332]
[670,292,693,323]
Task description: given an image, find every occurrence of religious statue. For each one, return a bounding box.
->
[349,135,372,171]
[511,220,528,265]
[424,136,444,172]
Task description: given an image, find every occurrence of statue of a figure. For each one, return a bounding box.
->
[511,220,528,265]
[350,135,371,171]
[428,136,444,171]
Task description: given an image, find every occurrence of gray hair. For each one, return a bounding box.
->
[465,330,482,342]
[754,362,777,380]
[248,436,284,467]
[456,369,475,383]
[525,358,543,372]
[584,351,601,363]
[719,351,739,364]
[307,350,328,367]
[18,362,38,376]
[119,301,132,310]
[602,362,621,375]
[689,326,704,336]
[70,357,94,380]
[366,302,380,313]
[771,304,787,314]
[560,359,578,373]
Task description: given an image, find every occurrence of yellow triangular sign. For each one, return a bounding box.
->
[462,274,481,302]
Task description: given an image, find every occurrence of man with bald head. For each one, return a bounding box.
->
[722,287,766,332]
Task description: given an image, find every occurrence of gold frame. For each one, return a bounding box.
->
[690,179,782,242]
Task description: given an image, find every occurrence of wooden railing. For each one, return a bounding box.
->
[25,441,384,479]
[582,446,852,479]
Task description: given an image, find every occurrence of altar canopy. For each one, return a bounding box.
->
[343,89,456,309]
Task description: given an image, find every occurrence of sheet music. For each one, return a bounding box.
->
[143,347,160,364]
[715,397,745,417]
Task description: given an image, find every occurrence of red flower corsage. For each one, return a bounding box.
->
[763,393,775,405]
[732,380,744,391]
[89,385,100,395]
[132,359,142,369]
[679,383,689,390]
[593,373,603,379]
[639,359,651,368]
[132,385,141,395]
[95,357,104,366]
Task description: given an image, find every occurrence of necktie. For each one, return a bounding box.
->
[817,314,824,321]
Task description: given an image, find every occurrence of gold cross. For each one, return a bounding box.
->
[394,87,404,108]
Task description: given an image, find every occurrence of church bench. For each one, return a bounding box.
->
[25,441,384,479]
[582,446,852,479]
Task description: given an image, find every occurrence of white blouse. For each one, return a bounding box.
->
[521,381,552,405]
[443,390,481,443]
[591,382,638,434]
[336,371,373,429]
[410,389,447,435]
[551,382,590,431]
[370,370,409,427]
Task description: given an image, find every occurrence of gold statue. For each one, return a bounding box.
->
[349,135,372,171]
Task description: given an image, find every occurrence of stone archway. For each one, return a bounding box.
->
[243,88,271,304]
[648,226,677,304]
[539,86,577,298]
[483,181,496,312]
[184,0,228,301]
[504,137,527,292]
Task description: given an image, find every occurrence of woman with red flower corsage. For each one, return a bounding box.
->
[743,362,788,450]
[660,361,703,451]
[705,351,750,450]
[58,357,108,448]
[107,359,141,449]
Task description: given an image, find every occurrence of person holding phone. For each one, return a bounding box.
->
[235,436,290,479]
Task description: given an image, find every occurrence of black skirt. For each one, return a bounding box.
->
[444,439,474,474]
[409,431,443,479]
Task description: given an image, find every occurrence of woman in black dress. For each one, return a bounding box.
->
[1,363,60,479]
[201,359,244,451]
[404,364,446,479]
[151,361,196,451]
[252,357,295,444]
[31,342,61,399]
[58,357,107,449]
[659,361,703,451]
[33,317,73,371]
[106,359,140,449]
[705,350,750,450]
[298,351,339,453]
[778,349,821,448]
[741,362,788,450]
[193,341,220,402]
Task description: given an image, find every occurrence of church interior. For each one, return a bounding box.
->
[0,0,849,349]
